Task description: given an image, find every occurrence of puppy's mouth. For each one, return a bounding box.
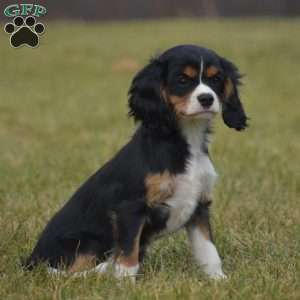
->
[198,110,217,115]
[183,110,217,118]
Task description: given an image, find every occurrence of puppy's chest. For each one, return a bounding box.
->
[164,153,217,233]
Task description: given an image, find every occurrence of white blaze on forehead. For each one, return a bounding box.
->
[199,57,204,83]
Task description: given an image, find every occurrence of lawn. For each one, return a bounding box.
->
[0,18,299,300]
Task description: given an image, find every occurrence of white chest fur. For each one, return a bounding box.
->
[165,122,217,233]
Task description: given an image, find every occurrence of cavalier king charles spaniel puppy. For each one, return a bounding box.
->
[25,44,248,280]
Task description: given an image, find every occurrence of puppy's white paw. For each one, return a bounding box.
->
[208,270,227,280]
[203,264,227,280]
[114,263,139,282]
[94,262,110,273]
[71,261,113,277]
[47,267,67,276]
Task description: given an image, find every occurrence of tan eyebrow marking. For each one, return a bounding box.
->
[205,66,219,78]
[183,66,198,78]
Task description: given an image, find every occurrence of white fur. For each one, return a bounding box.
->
[47,260,139,281]
[187,225,226,279]
[165,121,217,233]
[47,267,66,276]
[114,263,139,281]
[47,262,109,277]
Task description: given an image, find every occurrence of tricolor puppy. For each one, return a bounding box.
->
[25,45,248,280]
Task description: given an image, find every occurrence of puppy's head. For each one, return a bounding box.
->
[129,45,248,131]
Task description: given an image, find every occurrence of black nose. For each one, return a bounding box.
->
[197,93,214,108]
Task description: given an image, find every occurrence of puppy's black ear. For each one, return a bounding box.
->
[220,57,248,131]
[128,58,173,131]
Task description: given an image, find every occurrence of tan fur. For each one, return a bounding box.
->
[145,171,175,206]
[224,78,234,100]
[183,65,198,78]
[168,94,192,117]
[160,69,193,118]
[205,65,219,78]
[68,254,97,273]
[198,222,211,240]
[194,193,213,240]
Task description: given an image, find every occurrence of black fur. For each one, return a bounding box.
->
[220,57,248,130]
[128,58,178,135]
[26,126,188,269]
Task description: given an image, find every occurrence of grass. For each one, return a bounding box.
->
[0,18,299,300]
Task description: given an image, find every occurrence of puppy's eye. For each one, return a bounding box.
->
[211,73,222,83]
[178,75,189,85]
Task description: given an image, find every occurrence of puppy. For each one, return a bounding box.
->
[25,45,247,280]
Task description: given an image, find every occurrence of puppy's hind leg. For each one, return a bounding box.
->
[113,204,146,281]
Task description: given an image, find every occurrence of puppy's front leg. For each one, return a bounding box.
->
[186,201,227,279]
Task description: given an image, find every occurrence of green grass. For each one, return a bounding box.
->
[0,19,299,300]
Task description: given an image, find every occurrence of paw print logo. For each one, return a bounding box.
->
[4,16,45,48]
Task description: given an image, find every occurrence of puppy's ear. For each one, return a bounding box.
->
[220,57,248,131]
[128,58,173,130]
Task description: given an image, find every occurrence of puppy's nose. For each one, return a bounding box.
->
[197,93,214,108]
